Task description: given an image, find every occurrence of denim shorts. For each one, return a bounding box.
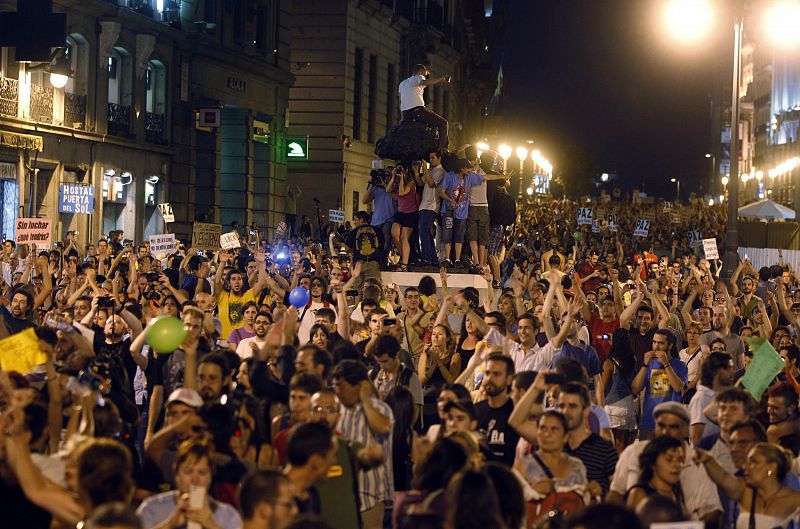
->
[440,216,466,245]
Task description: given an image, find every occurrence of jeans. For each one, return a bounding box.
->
[418,209,438,262]
[376,221,393,266]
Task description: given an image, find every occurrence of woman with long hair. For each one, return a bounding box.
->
[227,301,258,351]
[308,323,331,351]
[418,325,461,429]
[387,386,416,494]
[391,164,420,272]
[679,321,709,395]
[695,442,800,529]
[456,307,484,370]
[497,293,519,337]
[602,327,638,451]
[626,436,687,514]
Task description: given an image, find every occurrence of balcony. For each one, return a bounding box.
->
[145,111,166,144]
[0,77,18,118]
[30,82,54,124]
[64,93,87,129]
[108,102,132,137]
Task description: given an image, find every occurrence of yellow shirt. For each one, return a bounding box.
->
[218,288,256,338]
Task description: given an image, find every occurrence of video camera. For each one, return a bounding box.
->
[369,168,390,187]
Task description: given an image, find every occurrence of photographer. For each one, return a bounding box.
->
[398,64,451,149]
[362,166,396,266]
[418,150,445,267]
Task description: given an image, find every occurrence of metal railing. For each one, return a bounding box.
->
[145,111,166,143]
[30,82,54,123]
[0,77,18,118]
[64,93,87,129]
[108,102,132,136]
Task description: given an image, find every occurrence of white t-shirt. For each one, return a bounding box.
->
[236,336,268,359]
[419,165,445,211]
[399,74,425,111]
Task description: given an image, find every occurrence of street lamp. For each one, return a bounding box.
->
[663,0,714,42]
[721,176,729,187]
[515,146,528,199]
[670,177,680,202]
[498,144,512,173]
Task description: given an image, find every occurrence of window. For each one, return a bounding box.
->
[386,63,395,131]
[368,54,377,143]
[255,0,279,57]
[353,48,363,140]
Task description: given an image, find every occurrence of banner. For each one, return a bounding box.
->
[148,234,177,256]
[220,231,241,249]
[158,203,175,223]
[191,222,221,251]
[59,184,95,214]
[576,207,593,226]
[15,218,51,245]
[703,238,719,260]
[328,209,345,223]
[741,338,785,400]
[633,219,650,238]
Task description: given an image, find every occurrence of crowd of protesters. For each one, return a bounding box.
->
[1,155,800,529]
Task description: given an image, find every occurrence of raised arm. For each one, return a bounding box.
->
[509,372,548,443]
[619,291,643,329]
[681,286,702,327]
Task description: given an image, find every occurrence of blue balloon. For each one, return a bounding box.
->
[289,286,310,308]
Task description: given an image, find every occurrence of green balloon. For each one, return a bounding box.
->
[146,315,187,353]
[573,231,583,242]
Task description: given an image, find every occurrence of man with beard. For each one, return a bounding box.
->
[93,308,143,398]
[236,311,272,359]
[701,305,745,371]
[193,354,232,403]
[214,250,267,340]
[239,469,298,529]
[731,272,761,322]
[688,352,735,445]
[475,353,519,466]
[765,382,800,456]
[0,290,36,334]
[298,275,337,344]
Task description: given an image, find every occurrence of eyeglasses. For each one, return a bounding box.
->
[311,282,323,288]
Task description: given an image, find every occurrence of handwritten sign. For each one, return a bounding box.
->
[59,184,94,214]
[220,231,241,249]
[576,207,593,226]
[702,238,719,260]
[328,209,345,224]
[0,328,48,373]
[157,203,174,223]
[148,234,177,256]
[633,219,650,238]
[741,338,785,400]
[15,218,51,245]
[191,222,221,251]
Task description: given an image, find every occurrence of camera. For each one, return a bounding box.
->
[143,290,160,301]
[369,169,390,186]
[145,272,161,283]
[97,296,115,309]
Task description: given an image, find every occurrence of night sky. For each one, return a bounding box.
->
[499,0,725,198]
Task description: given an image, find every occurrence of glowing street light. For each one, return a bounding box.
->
[670,177,681,202]
[526,186,534,195]
[515,147,528,199]
[498,144,512,162]
[663,0,714,43]
[721,176,729,186]
[765,1,800,47]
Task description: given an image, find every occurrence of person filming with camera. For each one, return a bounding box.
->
[398,64,451,149]
[362,166,396,266]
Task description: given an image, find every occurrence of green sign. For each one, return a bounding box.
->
[287,137,308,159]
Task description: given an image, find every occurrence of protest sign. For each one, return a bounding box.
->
[633,219,650,237]
[59,184,95,214]
[741,338,785,400]
[576,207,593,226]
[148,234,177,256]
[607,213,618,232]
[591,219,600,234]
[688,230,702,247]
[191,222,221,251]
[15,218,51,245]
[702,238,719,260]
[220,231,241,249]
[0,328,47,373]
[328,209,345,224]
[157,203,175,223]
[275,221,288,239]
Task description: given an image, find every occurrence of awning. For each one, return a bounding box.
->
[738,199,796,220]
[0,131,43,151]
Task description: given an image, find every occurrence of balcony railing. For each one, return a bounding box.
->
[108,102,132,137]
[30,82,54,124]
[145,111,166,144]
[65,93,87,129]
[0,77,18,118]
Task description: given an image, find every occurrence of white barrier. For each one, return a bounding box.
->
[380,271,489,297]
[738,247,800,270]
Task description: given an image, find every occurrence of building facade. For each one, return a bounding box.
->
[0,0,292,248]
[286,0,493,225]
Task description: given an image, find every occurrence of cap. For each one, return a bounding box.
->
[653,401,689,424]
[167,388,203,409]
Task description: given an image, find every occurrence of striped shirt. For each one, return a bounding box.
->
[564,432,618,494]
[337,397,395,511]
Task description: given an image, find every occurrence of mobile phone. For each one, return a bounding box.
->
[543,373,566,386]
[188,485,205,529]
[383,318,397,326]
[346,289,359,297]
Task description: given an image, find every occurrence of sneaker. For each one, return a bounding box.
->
[453,260,463,269]
[442,259,453,268]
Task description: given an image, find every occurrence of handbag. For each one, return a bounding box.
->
[526,452,585,528]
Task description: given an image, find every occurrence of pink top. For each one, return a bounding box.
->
[397,186,420,213]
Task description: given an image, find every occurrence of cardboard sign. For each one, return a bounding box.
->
[148,234,177,256]
[591,219,600,234]
[158,203,175,223]
[15,218,51,245]
[0,328,48,373]
[688,230,702,247]
[191,222,221,251]
[328,209,345,224]
[59,184,95,214]
[607,213,618,232]
[703,238,719,260]
[220,231,241,249]
[633,219,650,238]
[576,207,593,226]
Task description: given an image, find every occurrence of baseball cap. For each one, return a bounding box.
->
[653,401,689,424]
[167,388,203,409]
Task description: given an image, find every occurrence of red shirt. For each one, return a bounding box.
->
[578,261,600,293]
[588,313,619,364]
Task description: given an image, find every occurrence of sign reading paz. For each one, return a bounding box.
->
[220,231,241,249]
[15,218,51,245]
[148,234,177,256]
[191,222,221,251]
[157,203,174,223]
[576,207,593,226]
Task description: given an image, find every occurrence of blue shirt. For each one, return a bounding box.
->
[552,340,602,377]
[370,186,396,226]
[438,171,470,219]
[641,356,688,430]
[136,491,242,529]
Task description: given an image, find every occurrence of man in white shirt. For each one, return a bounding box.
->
[398,64,451,148]
[236,311,271,359]
[417,149,446,266]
